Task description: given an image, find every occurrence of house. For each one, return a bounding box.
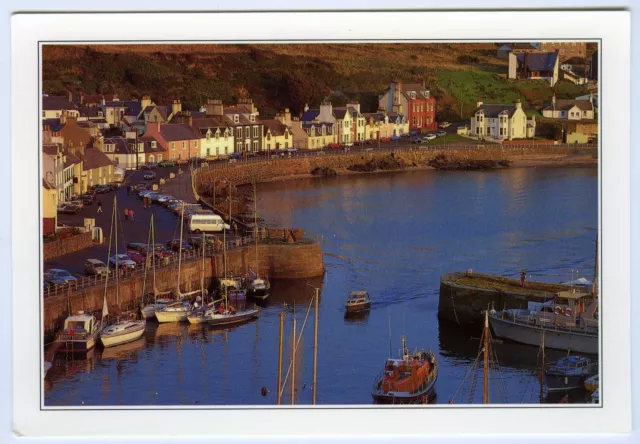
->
[387,112,410,137]
[42,178,58,236]
[77,93,118,107]
[185,115,234,159]
[539,42,587,62]
[496,43,540,59]
[576,92,598,111]
[81,148,115,192]
[137,135,168,164]
[96,136,139,170]
[42,143,65,203]
[142,122,200,161]
[47,111,94,157]
[378,81,437,132]
[563,120,598,144]
[203,99,264,154]
[290,119,336,150]
[42,94,79,119]
[470,100,535,140]
[363,112,386,140]
[508,51,560,86]
[262,118,293,151]
[61,150,82,200]
[542,94,595,120]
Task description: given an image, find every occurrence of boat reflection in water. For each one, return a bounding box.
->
[268,276,325,306]
[99,338,145,361]
[344,309,370,325]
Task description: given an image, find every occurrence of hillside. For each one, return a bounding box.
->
[42,43,591,120]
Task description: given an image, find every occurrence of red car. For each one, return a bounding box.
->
[328,143,340,149]
[125,250,146,264]
[380,137,392,143]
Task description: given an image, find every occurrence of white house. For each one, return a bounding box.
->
[198,125,234,158]
[470,100,535,140]
[542,94,595,120]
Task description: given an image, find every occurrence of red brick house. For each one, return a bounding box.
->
[142,122,200,162]
[378,81,437,132]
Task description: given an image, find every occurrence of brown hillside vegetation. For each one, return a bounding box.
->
[42,43,590,120]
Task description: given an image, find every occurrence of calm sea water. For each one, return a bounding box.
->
[44,167,598,406]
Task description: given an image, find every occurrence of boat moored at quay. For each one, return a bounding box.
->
[488,291,598,354]
[544,355,598,392]
[54,311,103,353]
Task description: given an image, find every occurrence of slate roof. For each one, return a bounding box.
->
[544,99,594,112]
[82,148,113,171]
[104,100,128,108]
[78,107,102,118]
[261,119,290,137]
[159,124,200,141]
[401,83,427,93]
[191,116,229,130]
[333,109,348,119]
[103,137,131,155]
[387,112,406,122]
[224,105,253,115]
[138,136,167,154]
[80,93,117,104]
[42,118,63,131]
[123,101,142,117]
[477,104,518,118]
[43,95,77,111]
[516,52,558,72]
[64,151,82,168]
[42,143,61,156]
[346,106,362,117]
[42,178,55,190]
[362,112,386,123]
[143,105,170,121]
[301,109,320,122]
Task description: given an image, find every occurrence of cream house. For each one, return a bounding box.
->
[542,94,595,120]
[470,100,536,140]
[290,119,337,150]
[42,178,58,236]
[262,118,293,151]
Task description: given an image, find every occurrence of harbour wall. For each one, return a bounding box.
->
[438,272,563,325]
[43,241,324,334]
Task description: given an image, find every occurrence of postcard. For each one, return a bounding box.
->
[10,9,631,439]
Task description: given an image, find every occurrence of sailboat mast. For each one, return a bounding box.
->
[114,196,119,306]
[276,311,284,405]
[102,198,116,324]
[539,329,546,404]
[253,180,258,276]
[483,310,489,404]
[291,316,297,405]
[201,232,205,303]
[593,236,598,297]
[141,214,152,310]
[312,288,319,405]
[152,214,156,304]
[177,206,185,296]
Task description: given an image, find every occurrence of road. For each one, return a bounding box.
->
[46,167,237,276]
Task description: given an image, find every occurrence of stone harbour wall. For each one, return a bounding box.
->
[43,231,94,261]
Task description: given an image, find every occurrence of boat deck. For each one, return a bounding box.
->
[445,272,570,296]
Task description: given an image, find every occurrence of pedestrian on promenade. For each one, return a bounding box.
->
[233,222,238,236]
[124,207,129,221]
[130,209,135,221]
[520,268,526,287]
[97,199,103,213]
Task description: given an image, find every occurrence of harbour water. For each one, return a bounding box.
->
[44,167,598,406]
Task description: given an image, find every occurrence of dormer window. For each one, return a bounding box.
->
[98,111,103,117]
[410,92,416,99]
[322,126,326,135]
[215,130,220,139]
[151,141,157,148]
[234,115,239,123]
[250,115,255,122]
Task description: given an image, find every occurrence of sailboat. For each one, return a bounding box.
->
[141,214,173,319]
[155,206,195,323]
[246,181,270,300]
[100,196,146,348]
[188,232,215,324]
[449,310,507,404]
[206,221,259,327]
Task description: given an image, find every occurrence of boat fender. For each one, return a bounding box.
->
[565,308,572,317]
[554,306,562,315]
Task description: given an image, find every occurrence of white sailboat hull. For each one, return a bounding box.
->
[100,322,146,348]
[142,303,167,319]
[155,310,190,323]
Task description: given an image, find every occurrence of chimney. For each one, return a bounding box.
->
[284,108,291,126]
[204,99,224,116]
[476,100,483,109]
[589,92,593,104]
[60,110,67,124]
[141,95,152,110]
[100,96,106,106]
[515,99,522,109]
[172,99,182,116]
[68,90,73,103]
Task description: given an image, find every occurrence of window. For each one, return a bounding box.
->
[322,126,326,135]
[98,111,103,117]
[253,141,259,152]
[250,115,255,122]
[285,142,288,149]
[236,128,242,139]
[234,115,239,123]
[182,142,186,149]
[236,142,242,152]
[253,126,258,138]
[194,140,198,147]
[42,111,45,117]
[171,142,175,151]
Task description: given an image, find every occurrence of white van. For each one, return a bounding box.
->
[189,214,231,233]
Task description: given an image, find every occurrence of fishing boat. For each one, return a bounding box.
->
[188,234,214,324]
[99,196,147,347]
[345,290,371,313]
[246,181,270,300]
[141,214,174,319]
[54,311,103,353]
[488,291,599,354]
[206,306,260,327]
[544,355,598,392]
[584,374,599,392]
[155,206,193,322]
[371,336,438,404]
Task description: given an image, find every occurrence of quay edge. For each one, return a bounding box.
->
[438,271,572,326]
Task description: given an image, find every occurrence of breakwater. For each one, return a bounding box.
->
[43,240,324,334]
[438,271,573,325]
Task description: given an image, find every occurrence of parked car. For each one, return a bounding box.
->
[287,147,299,153]
[126,242,148,253]
[82,195,94,205]
[391,135,401,141]
[84,259,109,276]
[436,130,448,137]
[166,239,194,252]
[158,160,176,167]
[47,269,78,285]
[68,200,84,209]
[440,122,451,128]
[187,236,217,249]
[412,137,423,144]
[137,183,148,191]
[59,204,82,214]
[423,134,437,141]
[106,183,119,192]
[125,250,147,264]
[143,172,156,180]
[109,254,137,270]
[157,195,176,204]
[380,137,392,143]
[94,185,109,194]
[328,143,340,149]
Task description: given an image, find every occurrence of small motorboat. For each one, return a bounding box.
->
[100,318,146,348]
[371,336,438,404]
[584,374,599,392]
[155,300,192,323]
[141,298,173,320]
[544,355,598,392]
[246,277,270,300]
[54,311,103,353]
[206,306,260,327]
[187,301,216,325]
[345,291,371,313]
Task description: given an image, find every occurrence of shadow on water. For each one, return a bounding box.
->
[344,310,370,325]
[267,276,325,306]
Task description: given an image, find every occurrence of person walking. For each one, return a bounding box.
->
[97,199,103,213]
[233,222,238,236]
[520,268,526,287]
[129,208,135,221]
[124,207,129,221]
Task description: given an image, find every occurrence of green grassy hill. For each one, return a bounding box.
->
[42,44,591,120]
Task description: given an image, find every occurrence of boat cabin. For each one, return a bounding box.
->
[63,312,97,336]
[346,291,370,305]
[536,291,598,328]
